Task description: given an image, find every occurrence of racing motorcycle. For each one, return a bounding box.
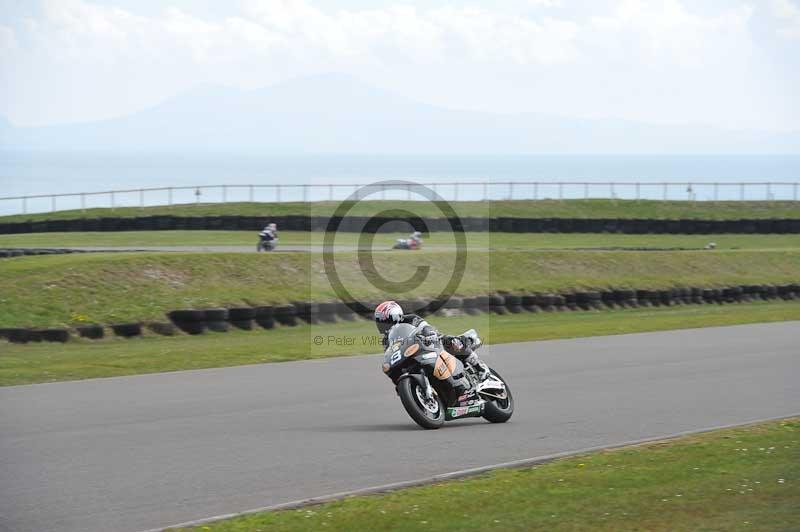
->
[382,323,513,429]
[392,238,420,250]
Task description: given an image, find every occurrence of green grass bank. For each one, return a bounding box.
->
[2,250,799,327]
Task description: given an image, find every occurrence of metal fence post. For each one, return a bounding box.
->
[558,183,563,200]
[303,184,308,203]
[276,185,281,203]
[168,187,174,205]
[110,191,115,211]
[584,183,589,199]
[454,182,458,201]
[740,183,745,201]
[222,185,227,203]
[139,189,144,208]
[508,182,513,200]
[662,183,668,200]
[794,183,798,201]
[483,182,488,200]
[22,197,27,214]
[248,185,253,202]
[713,183,719,201]
[81,193,86,214]
[51,195,56,212]
[766,183,771,200]
[610,182,615,199]
[635,183,640,200]
[533,182,538,200]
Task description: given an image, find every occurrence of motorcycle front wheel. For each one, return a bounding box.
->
[482,368,514,423]
[397,377,445,429]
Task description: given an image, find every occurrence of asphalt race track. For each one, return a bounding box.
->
[1,322,798,532]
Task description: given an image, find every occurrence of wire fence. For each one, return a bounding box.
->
[1,181,798,216]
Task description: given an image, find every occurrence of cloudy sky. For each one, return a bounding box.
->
[1,0,798,131]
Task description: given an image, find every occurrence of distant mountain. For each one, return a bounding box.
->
[1,73,798,153]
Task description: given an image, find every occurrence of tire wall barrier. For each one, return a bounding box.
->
[2,216,800,235]
[0,248,89,259]
[2,282,798,344]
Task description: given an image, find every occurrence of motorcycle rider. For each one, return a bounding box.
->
[257,223,278,252]
[409,231,423,249]
[374,300,490,380]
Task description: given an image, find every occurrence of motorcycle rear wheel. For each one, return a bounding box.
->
[482,368,514,423]
[397,377,445,429]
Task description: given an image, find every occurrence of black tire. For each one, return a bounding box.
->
[228,307,256,321]
[111,323,142,338]
[41,328,70,343]
[318,302,338,323]
[397,377,445,430]
[462,297,481,315]
[177,321,206,335]
[335,302,357,321]
[77,324,105,339]
[503,294,523,313]
[6,328,30,343]
[482,368,514,423]
[489,295,506,315]
[168,309,205,323]
[204,308,229,322]
[255,306,276,329]
[274,305,297,326]
[207,320,229,333]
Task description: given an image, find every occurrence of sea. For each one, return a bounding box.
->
[1,151,799,215]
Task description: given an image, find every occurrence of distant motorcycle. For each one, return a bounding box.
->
[392,238,420,250]
[382,323,513,429]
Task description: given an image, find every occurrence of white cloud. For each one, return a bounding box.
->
[3,0,757,70]
[0,25,19,55]
[590,0,753,67]
[6,0,581,69]
[528,0,563,7]
[3,0,795,131]
[771,0,800,40]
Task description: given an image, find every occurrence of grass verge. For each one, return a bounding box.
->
[2,199,800,223]
[1,230,799,251]
[1,249,799,327]
[174,417,800,532]
[1,301,798,386]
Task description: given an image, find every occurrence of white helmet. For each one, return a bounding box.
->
[374,300,403,334]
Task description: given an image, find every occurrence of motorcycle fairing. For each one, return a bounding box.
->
[445,402,485,421]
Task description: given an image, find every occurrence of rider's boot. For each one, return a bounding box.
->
[465,351,491,382]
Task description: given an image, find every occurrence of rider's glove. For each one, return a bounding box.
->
[442,335,464,353]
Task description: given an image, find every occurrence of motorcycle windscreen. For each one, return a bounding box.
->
[384,323,418,369]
